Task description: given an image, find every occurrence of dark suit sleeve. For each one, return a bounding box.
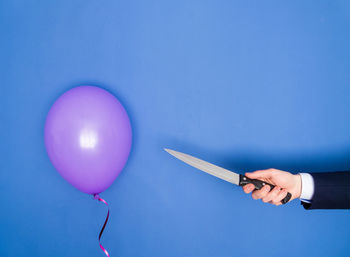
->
[302,172,350,210]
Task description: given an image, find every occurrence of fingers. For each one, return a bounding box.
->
[242,181,290,206]
[262,186,281,203]
[243,184,273,201]
[271,189,288,205]
[242,184,255,194]
[245,169,275,180]
[251,185,271,200]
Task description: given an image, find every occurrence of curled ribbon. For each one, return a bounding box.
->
[94,194,110,257]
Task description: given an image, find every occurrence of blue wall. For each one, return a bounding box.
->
[1,1,350,256]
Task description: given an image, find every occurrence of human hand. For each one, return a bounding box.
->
[242,169,301,205]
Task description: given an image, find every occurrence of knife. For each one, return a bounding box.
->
[164,148,292,204]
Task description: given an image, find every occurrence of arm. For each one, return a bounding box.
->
[243,169,350,209]
[302,172,350,209]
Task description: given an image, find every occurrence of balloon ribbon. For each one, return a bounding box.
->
[94,194,110,257]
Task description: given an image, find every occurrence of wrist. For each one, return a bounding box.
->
[292,174,302,198]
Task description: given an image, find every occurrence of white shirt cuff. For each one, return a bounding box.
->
[299,173,314,202]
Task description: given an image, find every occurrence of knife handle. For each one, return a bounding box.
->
[239,174,292,204]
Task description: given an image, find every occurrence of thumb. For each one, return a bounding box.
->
[245,169,274,179]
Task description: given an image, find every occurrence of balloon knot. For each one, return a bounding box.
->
[93,194,100,200]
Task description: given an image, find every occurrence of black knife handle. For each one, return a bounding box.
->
[239,174,292,204]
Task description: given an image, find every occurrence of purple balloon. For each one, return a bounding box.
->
[44,86,132,194]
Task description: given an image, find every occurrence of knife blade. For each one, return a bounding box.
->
[164,148,291,204]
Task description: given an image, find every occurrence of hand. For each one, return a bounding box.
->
[242,168,301,205]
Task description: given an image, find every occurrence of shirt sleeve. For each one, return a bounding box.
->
[299,173,314,202]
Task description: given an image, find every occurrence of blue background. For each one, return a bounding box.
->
[1,1,350,256]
